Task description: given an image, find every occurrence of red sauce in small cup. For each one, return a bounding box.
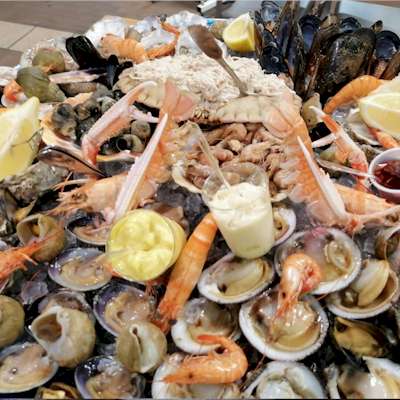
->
[374,160,400,190]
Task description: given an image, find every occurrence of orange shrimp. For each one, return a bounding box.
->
[323,75,383,114]
[101,34,148,63]
[3,80,23,102]
[146,22,180,59]
[275,253,322,318]
[163,335,248,384]
[369,127,399,149]
[314,108,369,191]
[154,213,218,333]
[81,81,156,165]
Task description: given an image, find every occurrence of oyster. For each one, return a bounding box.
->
[48,248,111,291]
[152,353,240,399]
[171,298,240,355]
[326,259,400,319]
[243,361,326,399]
[31,305,96,368]
[275,228,361,295]
[239,290,328,361]
[116,320,167,373]
[198,254,274,304]
[75,356,145,399]
[0,342,58,393]
[16,214,66,262]
[93,282,156,336]
[0,295,25,348]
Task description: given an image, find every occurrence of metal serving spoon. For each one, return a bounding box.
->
[188,24,251,97]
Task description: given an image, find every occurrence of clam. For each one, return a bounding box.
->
[116,320,167,373]
[375,224,400,271]
[93,281,156,336]
[0,342,58,393]
[66,215,110,247]
[243,361,326,399]
[36,382,80,400]
[16,214,66,262]
[152,353,240,399]
[31,305,96,368]
[273,206,296,246]
[48,248,111,291]
[332,317,391,358]
[0,295,24,349]
[171,298,240,355]
[74,356,145,399]
[198,254,274,304]
[239,290,328,361]
[275,227,361,295]
[326,259,400,319]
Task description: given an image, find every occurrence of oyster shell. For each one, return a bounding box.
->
[239,290,328,361]
[75,356,145,399]
[0,295,24,349]
[326,259,400,319]
[171,298,240,355]
[243,361,326,398]
[198,254,274,304]
[31,305,96,368]
[93,282,156,336]
[152,353,240,399]
[48,247,111,291]
[0,342,58,393]
[275,228,361,295]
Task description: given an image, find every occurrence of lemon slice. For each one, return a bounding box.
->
[0,97,40,180]
[223,13,255,52]
[359,93,400,139]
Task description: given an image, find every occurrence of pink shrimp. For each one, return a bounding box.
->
[163,335,248,384]
[275,253,322,318]
[153,213,218,333]
[369,127,399,149]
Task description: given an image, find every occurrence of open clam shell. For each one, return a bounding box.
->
[66,214,110,247]
[273,206,296,246]
[239,290,328,361]
[48,247,111,291]
[275,228,361,295]
[243,361,326,399]
[152,353,240,399]
[375,224,400,272]
[171,297,240,355]
[93,281,156,336]
[0,342,58,393]
[0,295,25,349]
[198,254,274,304]
[326,259,400,319]
[75,356,145,400]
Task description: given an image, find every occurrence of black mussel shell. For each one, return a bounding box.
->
[104,56,133,88]
[287,22,306,94]
[383,50,400,79]
[339,16,361,34]
[375,30,400,60]
[299,14,320,54]
[371,20,383,33]
[258,29,288,75]
[66,36,107,70]
[259,0,281,31]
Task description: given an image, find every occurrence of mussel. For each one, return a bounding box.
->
[50,103,77,139]
[66,36,107,70]
[372,30,400,78]
[299,14,320,54]
[339,17,361,34]
[0,295,25,348]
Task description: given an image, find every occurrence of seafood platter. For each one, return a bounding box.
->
[2,1,400,398]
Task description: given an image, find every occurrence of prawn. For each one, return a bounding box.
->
[163,335,248,384]
[313,108,369,191]
[81,81,157,165]
[369,127,399,149]
[147,22,180,59]
[323,75,383,114]
[275,253,322,318]
[101,34,148,63]
[153,213,218,333]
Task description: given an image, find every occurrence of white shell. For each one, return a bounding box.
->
[273,207,296,246]
[239,292,328,361]
[198,254,274,304]
[275,228,361,295]
[243,361,326,399]
[152,353,240,399]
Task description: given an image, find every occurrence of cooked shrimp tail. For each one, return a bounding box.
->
[370,127,399,149]
[163,335,248,384]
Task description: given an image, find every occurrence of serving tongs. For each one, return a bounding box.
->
[188,25,252,97]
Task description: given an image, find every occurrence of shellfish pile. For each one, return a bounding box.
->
[1,2,400,399]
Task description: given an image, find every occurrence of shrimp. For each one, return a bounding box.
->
[323,75,383,114]
[81,81,156,165]
[275,253,322,318]
[369,127,399,149]
[163,335,248,384]
[313,108,369,191]
[3,80,24,103]
[146,22,180,59]
[101,34,148,63]
[154,213,218,333]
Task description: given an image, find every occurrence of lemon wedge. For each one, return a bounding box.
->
[223,13,255,52]
[0,97,40,180]
[359,93,400,139]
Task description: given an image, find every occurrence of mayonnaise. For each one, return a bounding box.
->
[209,182,275,259]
